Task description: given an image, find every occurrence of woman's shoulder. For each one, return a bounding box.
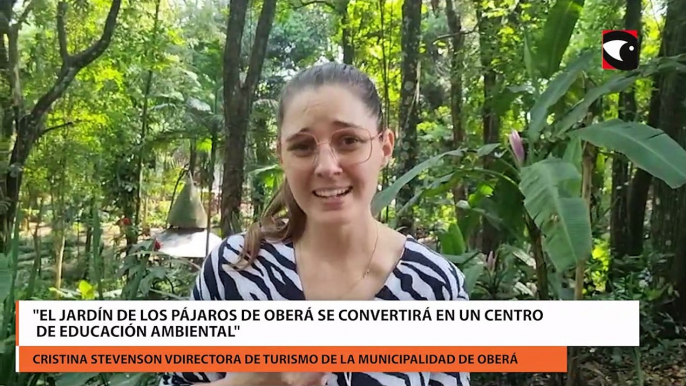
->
[399,234,470,301]
[193,232,299,301]
[209,232,293,265]
[402,234,459,271]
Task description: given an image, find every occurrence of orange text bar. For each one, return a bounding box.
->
[19,346,567,373]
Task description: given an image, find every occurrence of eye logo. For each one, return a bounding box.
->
[602,30,639,70]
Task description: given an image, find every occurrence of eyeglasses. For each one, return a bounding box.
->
[282,128,383,169]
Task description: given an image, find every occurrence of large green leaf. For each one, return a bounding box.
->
[371,149,463,216]
[561,136,583,195]
[457,184,492,241]
[475,143,501,157]
[420,172,459,198]
[438,223,466,256]
[461,262,485,295]
[555,54,686,136]
[519,158,592,271]
[573,119,686,189]
[528,50,594,143]
[534,0,585,79]
[495,85,533,116]
[556,74,639,136]
[457,199,509,233]
[563,136,583,173]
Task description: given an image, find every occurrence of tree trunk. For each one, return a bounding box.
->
[627,31,668,257]
[649,0,686,321]
[610,0,642,262]
[475,4,501,254]
[0,0,122,251]
[339,0,353,65]
[220,0,278,237]
[298,0,352,64]
[51,144,68,294]
[445,0,467,215]
[394,0,422,235]
[378,0,392,222]
[251,114,270,220]
[189,139,197,176]
[84,207,93,270]
[132,0,162,246]
[27,196,45,298]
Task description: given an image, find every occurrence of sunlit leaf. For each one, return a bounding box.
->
[78,280,95,300]
[534,0,586,78]
[519,158,592,271]
[528,50,594,143]
[573,119,686,189]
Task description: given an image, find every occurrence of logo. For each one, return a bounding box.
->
[602,30,639,70]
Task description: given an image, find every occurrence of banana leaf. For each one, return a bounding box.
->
[555,54,686,137]
[534,0,586,79]
[371,149,464,216]
[519,158,592,271]
[528,50,594,143]
[438,223,466,256]
[573,119,686,189]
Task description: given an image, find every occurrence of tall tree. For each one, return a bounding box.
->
[295,0,353,64]
[337,0,353,64]
[649,0,686,320]
[132,0,163,247]
[0,0,122,250]
[474,0,502,253]
[395,0,421,235]
[610,0,641,261]
[220,0,278,236]
[444,0,466,212]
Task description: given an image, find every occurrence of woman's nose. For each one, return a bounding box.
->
[313,145,342,176]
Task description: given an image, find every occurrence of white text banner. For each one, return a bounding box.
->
[17,300,639,347]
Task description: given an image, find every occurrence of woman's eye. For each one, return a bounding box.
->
[289,142,314,152]
[341,137,361,145]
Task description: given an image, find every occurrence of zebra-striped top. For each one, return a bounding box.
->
[160,233,471,386]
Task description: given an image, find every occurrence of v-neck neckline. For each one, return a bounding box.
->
[284,234,412,301]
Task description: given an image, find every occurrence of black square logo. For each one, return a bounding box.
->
[602,30,639,70]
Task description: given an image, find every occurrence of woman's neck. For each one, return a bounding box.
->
[297,215,379,262]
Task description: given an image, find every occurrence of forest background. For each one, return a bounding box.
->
[1,0,686,385]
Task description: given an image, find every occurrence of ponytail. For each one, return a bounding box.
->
[235,180,306,269]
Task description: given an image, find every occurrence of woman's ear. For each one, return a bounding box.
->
[381,128,395,166]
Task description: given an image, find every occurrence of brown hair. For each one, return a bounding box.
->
[236,62,384,268]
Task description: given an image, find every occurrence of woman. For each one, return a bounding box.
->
[160,62,470,386]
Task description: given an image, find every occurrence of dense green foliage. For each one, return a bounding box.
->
[1,0,686,385]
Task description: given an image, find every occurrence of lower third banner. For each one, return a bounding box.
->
[18,346,567,373]
[16,299,639,373]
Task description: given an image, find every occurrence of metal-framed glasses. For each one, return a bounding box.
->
[282,128,384,169]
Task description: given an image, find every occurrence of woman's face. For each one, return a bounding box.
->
[278,84,394,226]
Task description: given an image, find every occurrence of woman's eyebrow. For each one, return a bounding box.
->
[331,119,364,130]
[284,129,312,142]
[284,120,365,141]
